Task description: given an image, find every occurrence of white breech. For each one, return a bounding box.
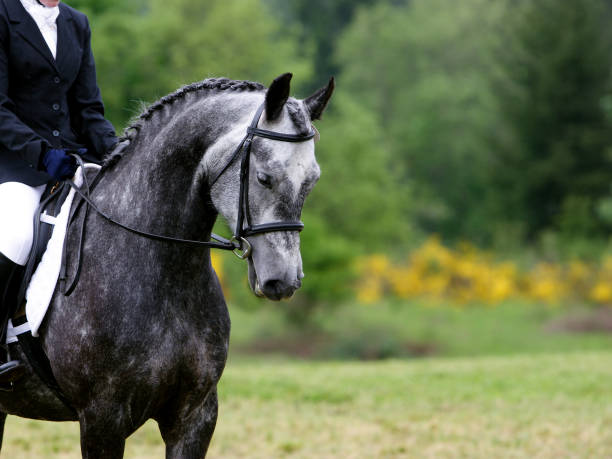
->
[0,182,46,266]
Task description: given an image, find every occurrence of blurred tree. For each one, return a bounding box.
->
[282,89,420,308]
[494,0,612,242]
[89,0,312,129]
[337,0,505,244]
[287,214,356,319]
[304,91,417,253]
[64,0,143,16]
[265,0,377,91]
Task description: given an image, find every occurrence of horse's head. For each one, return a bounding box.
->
[209,73,334,300]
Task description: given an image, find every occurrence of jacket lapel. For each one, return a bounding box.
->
[55,6,78,78]
[5,0,58,72]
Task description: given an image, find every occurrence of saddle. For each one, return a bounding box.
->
[12,181,71,317]
[1,180,75,411]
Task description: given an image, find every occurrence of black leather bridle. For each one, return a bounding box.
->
[66,102,316,263]
[208,102,316,258]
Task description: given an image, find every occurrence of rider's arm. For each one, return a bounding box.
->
[0,14,49,170]
[67,15,117,160]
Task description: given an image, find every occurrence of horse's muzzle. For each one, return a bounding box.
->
[258,278,301,301]
[248,254,302,301]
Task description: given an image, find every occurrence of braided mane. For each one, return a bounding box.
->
[136,78,265,122]
[104,78,265,167]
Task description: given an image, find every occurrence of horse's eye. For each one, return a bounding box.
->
[257,172,272,188]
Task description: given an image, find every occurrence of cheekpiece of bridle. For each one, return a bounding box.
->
[207,102,316,259]
[67,102,316,263]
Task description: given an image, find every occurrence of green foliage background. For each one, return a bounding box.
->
[66,0,612,304]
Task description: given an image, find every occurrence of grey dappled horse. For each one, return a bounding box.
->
[0,73,334,458]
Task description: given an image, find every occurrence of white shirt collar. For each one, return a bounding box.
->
[19,0,60,58]
[20,0,60,26]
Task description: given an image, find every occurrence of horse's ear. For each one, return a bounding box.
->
[304,77,335,121]
[266,73,292,121]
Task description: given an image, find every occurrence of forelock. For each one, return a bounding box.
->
[286,99,311,136]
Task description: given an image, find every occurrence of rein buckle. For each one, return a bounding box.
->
[230,236,252,260]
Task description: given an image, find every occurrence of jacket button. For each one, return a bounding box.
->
[53,77,60,83]
[52,130,60,137]
[52,103,60,111]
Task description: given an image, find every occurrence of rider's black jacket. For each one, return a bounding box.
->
[0,0,116,186]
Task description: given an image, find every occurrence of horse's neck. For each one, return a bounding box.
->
[96,93,262,241]
[99,104,220,239]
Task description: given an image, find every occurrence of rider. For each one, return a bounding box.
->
[0,0,117,382]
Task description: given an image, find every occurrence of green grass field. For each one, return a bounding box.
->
[3,351,612,458]
[229,301,612,359]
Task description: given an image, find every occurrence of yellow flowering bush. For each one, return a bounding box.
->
[211,252,225,287]
[356,237,612,306]
[589,256,612,304]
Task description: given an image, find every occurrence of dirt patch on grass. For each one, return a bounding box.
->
[237,331,333,359]
[545,307,612,333]
[234,329,437,360]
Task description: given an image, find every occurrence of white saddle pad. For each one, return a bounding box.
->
[6,164,100,342]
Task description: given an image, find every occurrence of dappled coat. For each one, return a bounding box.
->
[0,0,116,186]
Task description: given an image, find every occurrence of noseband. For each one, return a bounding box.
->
[208,103,316,258]
[66,102,315,264]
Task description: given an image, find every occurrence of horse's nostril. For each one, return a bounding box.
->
[263,279,282,296]
[262,279,296,301]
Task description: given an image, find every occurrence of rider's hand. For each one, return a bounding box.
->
[42,148,77,181]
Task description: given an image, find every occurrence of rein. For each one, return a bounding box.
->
[61,102,315,295]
